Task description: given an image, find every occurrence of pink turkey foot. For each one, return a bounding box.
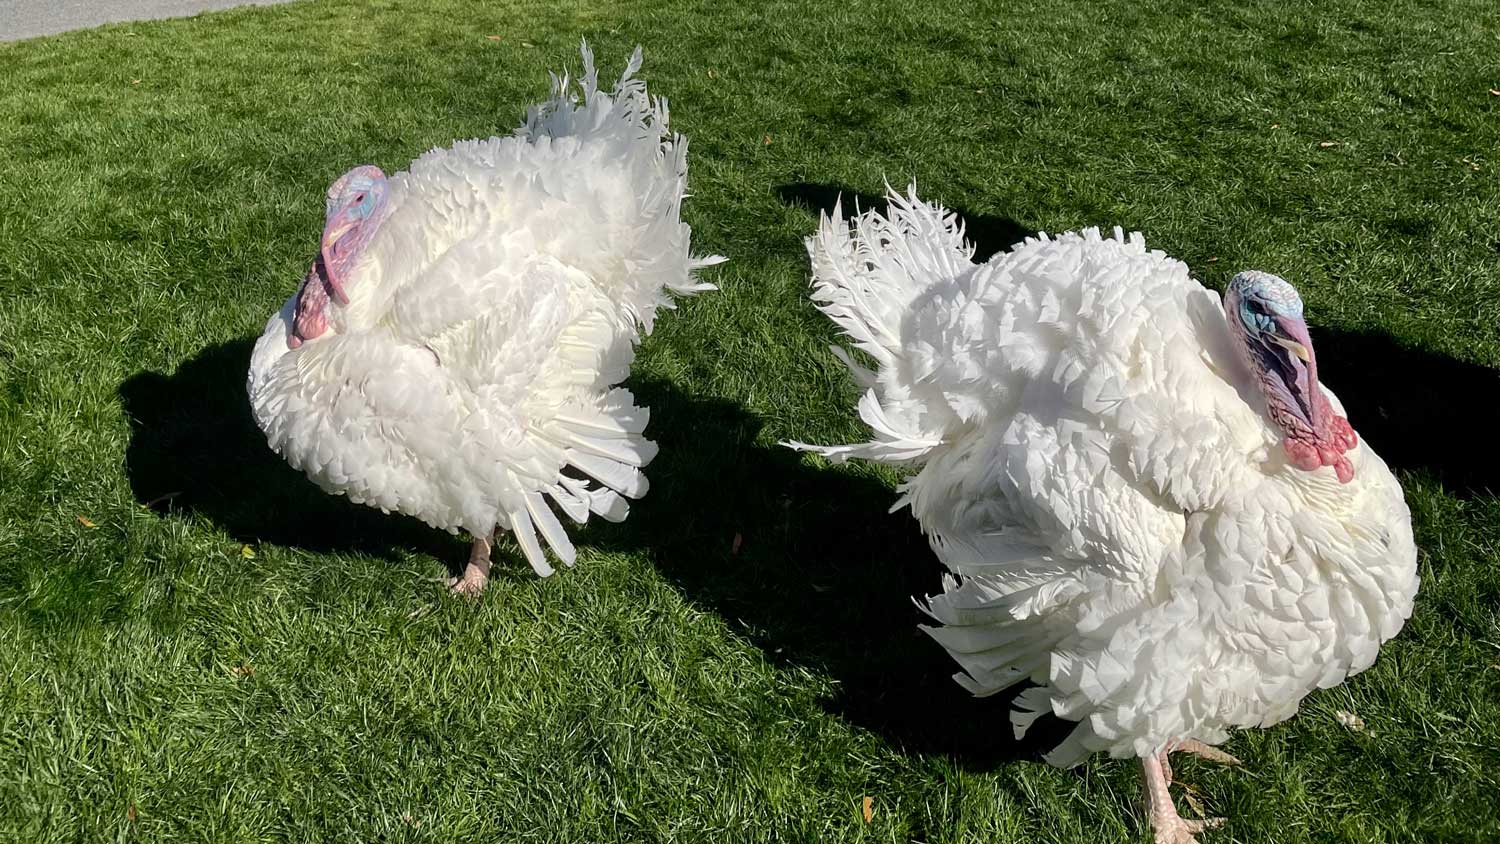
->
[447,531,494,598]
[1141,742,1240,843]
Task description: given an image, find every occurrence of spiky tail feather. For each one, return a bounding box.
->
[520,40,725,332]
[784,184,974,465]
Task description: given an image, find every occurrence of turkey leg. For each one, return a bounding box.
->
[1142,740,1240,843]
[1142,753,1224,844]
[447,530,495,597]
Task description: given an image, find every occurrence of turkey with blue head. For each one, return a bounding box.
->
[787,186,1417,844]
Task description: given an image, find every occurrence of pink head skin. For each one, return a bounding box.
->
[288,165,389,349]
[1224,271,1358,483]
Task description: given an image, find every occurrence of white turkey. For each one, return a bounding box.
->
[247,43,722,595]
[788,186,1418,842]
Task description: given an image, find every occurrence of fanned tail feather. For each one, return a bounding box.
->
[519,40,724,331]
[503,386,654,575]
[505,503,552,577]
[490,44,720,576]
[783,184,974,467]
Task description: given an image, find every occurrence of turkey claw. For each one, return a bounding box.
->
[446,571,488,599]
[1157,816,1225,844]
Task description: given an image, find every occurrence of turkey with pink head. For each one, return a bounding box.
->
[787,186,1418,843]
[248,44,722,595]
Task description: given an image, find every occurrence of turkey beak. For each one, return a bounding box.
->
[1268,315,1312,363]
[318,207,364,306]
[1271,313,1320,428]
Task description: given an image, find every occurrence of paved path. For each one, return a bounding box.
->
[1,0,299,42]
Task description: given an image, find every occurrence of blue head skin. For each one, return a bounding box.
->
[1224,271,1356,482]
[1226,270,1319,427]
[289,165,389,348]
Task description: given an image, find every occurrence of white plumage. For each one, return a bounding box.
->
[248,44,722,582]
[789,186,1418,840]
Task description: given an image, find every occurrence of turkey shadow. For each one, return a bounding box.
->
[616,334,1498,767]
[113,325,1496,771]
[119,339,1061,765]
[584,376,1074,768]
[775,181,1036,262]
[598,336,1500,771]
[117,337,462,564]
[1310,325,1500,499]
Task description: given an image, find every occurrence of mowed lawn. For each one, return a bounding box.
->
[2,0,1498,841]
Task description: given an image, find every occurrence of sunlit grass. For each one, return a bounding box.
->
[1,1,1497,841]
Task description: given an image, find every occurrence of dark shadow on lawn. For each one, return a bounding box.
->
[598,336,1500,768]
[584,375,1072,768]
[115,318,1498,769]
[1311,325,1500,499]
[116,337,1057,767]
[776,181,1035,262]
[118,337,462,565]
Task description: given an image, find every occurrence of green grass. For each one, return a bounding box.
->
[2,0,1498,841]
